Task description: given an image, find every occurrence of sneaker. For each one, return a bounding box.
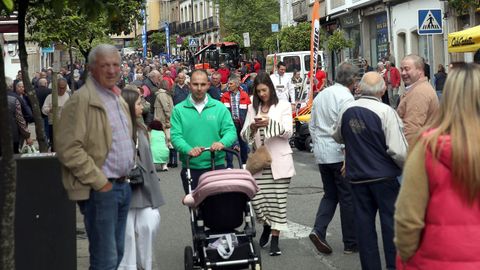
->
[309,231,332,254]
[343,247,358,254]
[269,236,282,256]
[259,225,271,248]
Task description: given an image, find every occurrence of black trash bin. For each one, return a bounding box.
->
[13,153,76,270]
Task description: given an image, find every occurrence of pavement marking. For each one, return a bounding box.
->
[282,220,332,240]
[283,220,313,239]
[296,162,309,167]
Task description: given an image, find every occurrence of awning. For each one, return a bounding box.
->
[448,25,480,53]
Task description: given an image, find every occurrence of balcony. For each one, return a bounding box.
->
[292,0,308,22]
[168,22,177,34]
[208,16,217,29]
[202,18,208,31]
[178,21,193,35]
[195,21,201,33]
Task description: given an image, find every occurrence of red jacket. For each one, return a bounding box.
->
[217,68,230,84]
[385,67,401,88]
[221,89,251,126]
[254,61,261,73]
[398,134,480,269]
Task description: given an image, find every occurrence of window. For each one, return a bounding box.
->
[283,56,301,72]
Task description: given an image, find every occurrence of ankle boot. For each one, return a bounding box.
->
[269,236,282,256]
[259,225,271,247]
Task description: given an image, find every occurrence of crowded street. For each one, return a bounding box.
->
[77,148,381,270]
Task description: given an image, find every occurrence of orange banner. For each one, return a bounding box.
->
[309,0,320,106]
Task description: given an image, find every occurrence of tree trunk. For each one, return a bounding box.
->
[0,41,17,270]
[18,0,48,152]
[69,46,75,91]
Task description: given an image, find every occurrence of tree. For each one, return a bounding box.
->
[327,29,353,67]
[219,0,279,51]
[223,33,242,44]
[0,0,16,268]
[279,22,311,51]
[149,32,166,55]
[447,0,480,14]
[27,0,143,64]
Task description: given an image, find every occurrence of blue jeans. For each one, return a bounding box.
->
[351,179,399,270]
[313,163,356,249]
[78,182,131,270]
[226,137,249,168]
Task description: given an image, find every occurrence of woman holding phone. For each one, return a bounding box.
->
[241,72,296,256]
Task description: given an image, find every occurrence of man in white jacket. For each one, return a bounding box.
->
[308,62,358,255]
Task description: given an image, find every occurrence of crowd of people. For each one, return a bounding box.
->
[5,42,480,270]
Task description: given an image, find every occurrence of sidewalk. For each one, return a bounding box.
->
[76,208,89,269]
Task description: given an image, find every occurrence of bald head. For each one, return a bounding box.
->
[359,72,385,97]
[38,78,48,87]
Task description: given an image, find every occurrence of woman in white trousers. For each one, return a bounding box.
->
[119,86,165,270]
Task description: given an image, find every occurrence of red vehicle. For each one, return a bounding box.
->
[194,42,240,70]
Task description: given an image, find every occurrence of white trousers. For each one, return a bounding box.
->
[118,207,161,270]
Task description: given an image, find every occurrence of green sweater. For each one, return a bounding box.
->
[171,95,237,169]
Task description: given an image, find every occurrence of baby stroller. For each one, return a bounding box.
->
[183,148,262,270]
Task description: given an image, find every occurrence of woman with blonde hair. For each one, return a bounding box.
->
[395,63,480,269]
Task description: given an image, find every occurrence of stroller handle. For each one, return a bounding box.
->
[185,147,243,170]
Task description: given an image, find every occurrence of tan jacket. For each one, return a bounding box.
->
[153,89,173,129]
[396,77,439,145]
[55,79,132,201]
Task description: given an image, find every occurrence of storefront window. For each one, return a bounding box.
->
[375,13,388,62]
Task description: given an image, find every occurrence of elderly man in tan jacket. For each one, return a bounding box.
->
[397,54,439,146]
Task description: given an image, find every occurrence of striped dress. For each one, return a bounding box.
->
[251,127,290,232]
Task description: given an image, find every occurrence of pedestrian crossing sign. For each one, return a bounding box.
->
[189,38,199,48]
[418,9,443,35]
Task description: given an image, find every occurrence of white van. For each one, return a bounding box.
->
[266,51,327,101]
[265,51,327,78]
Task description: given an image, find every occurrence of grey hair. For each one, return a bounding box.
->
[148,70,161,79]
[403,54,424,70]
[88,44,120,68]
[228,74,240,83]
[57,77,68,84]
[359,74,385,96]
[335,62,359,87]
[5,76,13,90]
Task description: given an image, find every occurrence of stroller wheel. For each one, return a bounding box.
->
[184,246,194,270]
[251,263,262,270]
[250,242,262,270]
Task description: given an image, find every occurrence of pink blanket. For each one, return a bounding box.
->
[183,169,259,207]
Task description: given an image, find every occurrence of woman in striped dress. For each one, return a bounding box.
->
[241,72,296,256]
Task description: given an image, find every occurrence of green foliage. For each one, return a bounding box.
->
[263,35,277,52]
[223,33,242,44]
[26,6,108,48]
[26,0,143,62]
[279,22,325,52]
[219,0,279,50]
[1,0,14,12]
[69,0,144,35]
[447,0,480,14]
[327,29,353,53]
[149,32,166,48]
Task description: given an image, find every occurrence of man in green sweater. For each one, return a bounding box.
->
[171,69,237,194]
